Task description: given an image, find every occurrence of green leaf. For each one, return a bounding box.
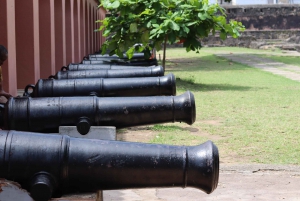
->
[103,29,111,36]
[101,43,107,55]
[143,48,151,59]
[160,0,169,6]
[169,20,180,31]
[147,21,152,28]
[106,1,120,9]
[179,4,195,9]
[220,31,227,40]
[154,41,163,51]
[150,28,158,36]
[116,48,123,58]
[139,9,154,16]
[141,31,150,43]
[126,46,135,59]
[108,41,118,51]
[198,13,208,20]
[130,23,138,33]
[183,26,190,33]
[196,27,206,37]
[119,42,126,52]
[187,21,197,26]
[138,45,144,52]
[168,32,176,43]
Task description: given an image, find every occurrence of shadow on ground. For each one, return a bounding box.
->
[176,78,252,92]
[165,55,252,72]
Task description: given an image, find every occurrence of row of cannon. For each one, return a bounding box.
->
[0,53,219,201]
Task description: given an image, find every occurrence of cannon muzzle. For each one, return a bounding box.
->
[24,73,176,97]
[0,130,219,200]
[1,91,195,132]
[51,65,164,79]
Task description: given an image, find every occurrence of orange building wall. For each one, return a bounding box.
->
[0,0,105,95]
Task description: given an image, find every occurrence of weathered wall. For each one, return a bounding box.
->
[0,0,106,93]
[200,5,300,51]
[225,4,300,30]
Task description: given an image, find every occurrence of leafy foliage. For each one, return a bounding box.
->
[97,0,244,61]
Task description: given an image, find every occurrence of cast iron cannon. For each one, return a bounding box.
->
[23,73,176,97]
[0,91,195,133]
[62,64,156,71]
[82,58,158,66]
[50,65,164,79]
[88,52,146,59]
[0,130,219,201]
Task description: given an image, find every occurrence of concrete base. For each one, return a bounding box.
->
[0,180,34,201]
[59,126,116,140]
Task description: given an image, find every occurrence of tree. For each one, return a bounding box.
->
[97,0,244,69]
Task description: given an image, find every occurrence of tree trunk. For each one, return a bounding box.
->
[162,35,167,71]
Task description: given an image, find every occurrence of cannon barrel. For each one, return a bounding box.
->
[24,73,176,97]
[52,65,164,79]
[0,130,219,201]
[88,57,155,62]
[1,91,195,132]
[65,63,156,71]
[89,52,146,59]
[82,59,158,66]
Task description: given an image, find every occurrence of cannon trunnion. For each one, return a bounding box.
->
[24,73,176,97]
[0,130,219,201]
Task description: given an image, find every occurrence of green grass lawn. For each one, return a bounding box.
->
[150,47,300,165]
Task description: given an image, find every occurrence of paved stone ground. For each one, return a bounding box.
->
[215,53,300,82]
[100,164,300,201]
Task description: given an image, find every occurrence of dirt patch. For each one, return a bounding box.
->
[183,126,226,141]
[117,127,157,143]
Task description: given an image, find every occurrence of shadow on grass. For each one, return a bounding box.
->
[165,55,252,72]
[176,78,252,92]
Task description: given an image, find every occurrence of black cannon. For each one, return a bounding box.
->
[50,65,164,79]
[63,63,156,71]
[0,130,219,201]
[88,53,145,59]
[1,91,195,133]
[23,73,176,97]
[88,52,146,59]
[82,58,158,66]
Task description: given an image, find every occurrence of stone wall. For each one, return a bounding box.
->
[201,5,300,51]
[225,4,300,30]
